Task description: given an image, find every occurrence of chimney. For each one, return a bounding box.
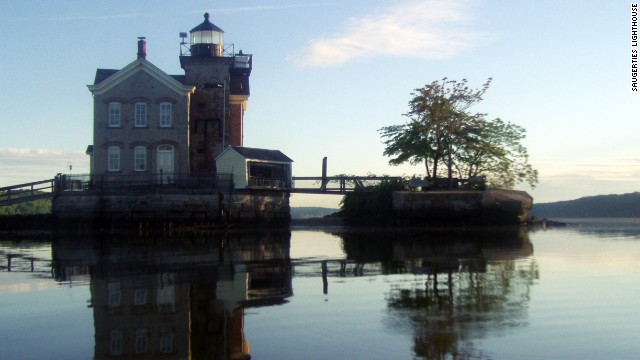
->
[137,37,146,59]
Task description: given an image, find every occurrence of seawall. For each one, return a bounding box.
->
[52,189,290,225]
[392,189,533,225]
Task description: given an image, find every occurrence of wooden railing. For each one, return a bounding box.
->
[0,173,237,207]
[291,176,402,194]
[0,179,56,207]
[56,173,234,194]
[0,174,401,207]
[248,177,290,189]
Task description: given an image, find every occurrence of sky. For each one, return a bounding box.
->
[1,0,638,208]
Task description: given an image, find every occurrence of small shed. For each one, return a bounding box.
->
[216,146,293,189]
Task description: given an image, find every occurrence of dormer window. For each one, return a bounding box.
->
[108,102,121,127]
[135,102,147,127]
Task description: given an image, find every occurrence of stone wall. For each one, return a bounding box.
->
[52,189,290,225]
[224,190,290,224]
[92,70,191,175]
[392,189,533,225]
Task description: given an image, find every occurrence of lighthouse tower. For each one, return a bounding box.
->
[180,13,252,174]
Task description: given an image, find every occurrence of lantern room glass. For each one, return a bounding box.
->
[191,30,223,45]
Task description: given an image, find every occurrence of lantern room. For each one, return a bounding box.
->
[189,12,224,57]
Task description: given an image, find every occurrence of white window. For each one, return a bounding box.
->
[134,146,147,172]
[157,272,175,312]
[108,102,121,127]
[107,146,120,172]
[159,329,174,353]
[135,328,149,354]
[160,102,172,127]
[134,288,148,305]
[107,281,121,307]
[135,102,147,127]
[110,330,123,356]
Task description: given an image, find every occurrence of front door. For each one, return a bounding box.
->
[157,145,175,184]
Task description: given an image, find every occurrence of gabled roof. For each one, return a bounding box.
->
[95,70,186,86]
[88,58,195,96]
[94,69,119,84]
[217,146,293,163]
[170,75,186,84]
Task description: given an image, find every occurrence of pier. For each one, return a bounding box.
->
[0,179,56,207]
[291,175,401,194]
[0,173,398,208]
[0,172,397,225]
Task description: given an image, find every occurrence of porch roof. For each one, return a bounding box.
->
[222,146,293,163]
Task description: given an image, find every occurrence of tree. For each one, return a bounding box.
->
[379,78,538,189]
[339,177,408,224]
[454,117,538,188]
[0,197,51,216]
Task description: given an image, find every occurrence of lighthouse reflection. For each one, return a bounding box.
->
[49,227,535,360]
[52,230,292,360]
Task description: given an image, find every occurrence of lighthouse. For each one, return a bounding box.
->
[180,13,252,174]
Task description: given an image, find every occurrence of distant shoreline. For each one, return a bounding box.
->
[290,217,345,227]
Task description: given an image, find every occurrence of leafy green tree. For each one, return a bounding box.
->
[339,177,408,224]
[0,191,51,216]
[454,117,538,188]
[380,78,538,189]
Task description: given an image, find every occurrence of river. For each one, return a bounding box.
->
[1,218,639,359]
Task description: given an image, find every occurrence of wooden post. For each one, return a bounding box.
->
[321,157,328,191]
[321,260,328,294]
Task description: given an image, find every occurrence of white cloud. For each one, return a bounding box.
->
[535,157,640,179]
[52,13,143,21]
[526,156,640,202]
[1,13,143,22]
[291,0,490,67]
[0,148,63,157]
[0,148,88,187]
[205,4,328,14]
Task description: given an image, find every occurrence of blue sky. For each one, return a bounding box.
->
[1,0,638,208]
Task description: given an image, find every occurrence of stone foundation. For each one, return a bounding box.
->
[52,189,290,225]
[392,189,533,225]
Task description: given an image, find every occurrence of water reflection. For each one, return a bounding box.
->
[339,228,537,359]
[556,218,640,239]
[2,227,538,360]
[51,230,292,360]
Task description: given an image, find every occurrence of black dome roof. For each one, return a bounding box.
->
[190,13,224,33]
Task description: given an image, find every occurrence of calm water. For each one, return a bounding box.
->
[1,219,639,359]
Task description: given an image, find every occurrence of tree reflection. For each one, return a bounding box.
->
[5,226,541,359]
[341,228,538,359]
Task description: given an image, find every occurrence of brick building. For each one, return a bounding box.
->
[87,13,252,182]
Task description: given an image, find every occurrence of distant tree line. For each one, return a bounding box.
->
[290,207,338,219]
[0,190,52,216]
[531,192,640,218]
